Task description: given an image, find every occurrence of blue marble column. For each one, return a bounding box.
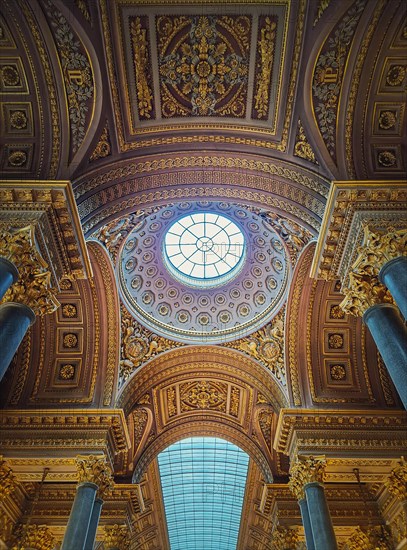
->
[61,482,98,550]
[304,482,338,550]
[0,302,35,381]
[298,497,315,550]
[0,258,19,300]
[379,256,407,320]
[83,497,104,550]
[363,303,407,408]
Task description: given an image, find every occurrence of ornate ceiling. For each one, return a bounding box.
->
[0,0,406,548]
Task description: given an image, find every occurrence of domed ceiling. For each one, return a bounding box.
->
[118,202,290,344]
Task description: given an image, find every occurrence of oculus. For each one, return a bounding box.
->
[163,212,245,288]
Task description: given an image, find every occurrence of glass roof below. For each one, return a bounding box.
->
[157,437,249,550]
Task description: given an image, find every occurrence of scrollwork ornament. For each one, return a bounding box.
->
[75,455,114,498]
[289,455,326,500]
[0,225,59,315]
[386,457,407,501]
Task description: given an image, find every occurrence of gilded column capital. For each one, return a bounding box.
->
[345,526,392,550]
[103,524,129,550]
[289,455,326,499]
[0,455,18,500]
[271,526,299,550]
[386,457,407,501]
[340,225,406,316]
[75,455,114,498]
[10,524,55,550]
[0,225,60,315]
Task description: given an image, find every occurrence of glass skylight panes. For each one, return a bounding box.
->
[163,213,245,287]
[157,437,249,550]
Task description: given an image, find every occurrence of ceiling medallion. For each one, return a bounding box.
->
[118,202,289,344]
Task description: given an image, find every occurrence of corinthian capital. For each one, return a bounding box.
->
[103,524,129,550]
[289,455,326,499]
[339,225,406,317]
[386,458,407,501]
[271,526,299,550]
[0,225,59,315]
[10,524,55,550]
[0,455,18,500]
[75,455,114,498]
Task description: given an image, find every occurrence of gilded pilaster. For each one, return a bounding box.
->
[103,524,129,550]
[289,455,326,499]
[76,455,114,498]
[0,226,59,315]
[340,226,406,316]
[0,456,18,501]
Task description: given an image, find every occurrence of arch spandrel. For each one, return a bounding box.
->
[117,346,288,415]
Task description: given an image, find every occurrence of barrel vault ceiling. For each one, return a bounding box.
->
[0,0,406,548]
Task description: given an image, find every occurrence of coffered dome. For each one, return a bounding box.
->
[118,201,290,344]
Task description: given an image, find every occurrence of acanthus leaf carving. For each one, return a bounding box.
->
[0,225,59,315]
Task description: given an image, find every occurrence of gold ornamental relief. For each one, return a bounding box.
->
[0,225,59,315]
[0,456,17,500]
[271,526,300,550]
[75,455,114,498]
[386,457,407,501]
[103,524,129,550]
[9,524,55,550]
[340,225,406,316]
[289,455,327,500]
[180,380,228,413]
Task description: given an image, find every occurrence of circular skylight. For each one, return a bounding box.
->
[163,213,245,287]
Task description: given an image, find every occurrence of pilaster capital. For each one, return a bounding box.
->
[386,457,407,501]
[339,225,406,316]
[75,455,114,498]
[103,524,129,550]
[289,455,326,499]
[10,524,55,550]
[0,225,59,315]
[0,455,18,500]
[271,526,299,550]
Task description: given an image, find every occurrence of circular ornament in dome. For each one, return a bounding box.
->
[163,212,245,288]
[118,202,290,344]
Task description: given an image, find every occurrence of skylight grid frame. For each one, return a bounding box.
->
[158,437,250,550]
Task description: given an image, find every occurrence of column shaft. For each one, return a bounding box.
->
[298,497,315,550]
[0,258,19,300]
[304,482,338,550]
[0,302,35,381]
[61,482,98,550]
[379,256,407,320]
[363,303,407,408]
[83,497,103,550]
